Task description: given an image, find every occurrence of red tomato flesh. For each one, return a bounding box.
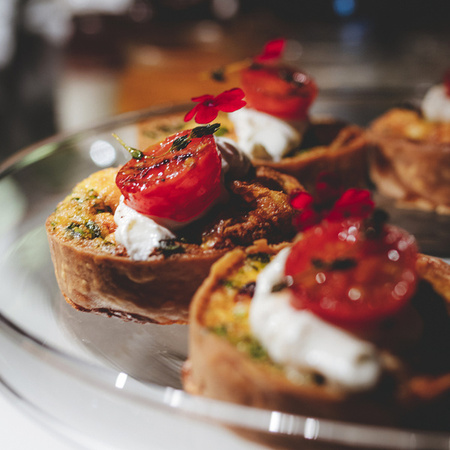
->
[116,129,222,222]
[240,64,318,120]
[284,221,418,327]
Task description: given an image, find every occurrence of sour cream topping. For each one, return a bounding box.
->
[114,197,176,261]
[249,248,382,392]
[228,108,303,162]
[422,84,450,122]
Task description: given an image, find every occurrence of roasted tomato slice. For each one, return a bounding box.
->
[240,63,318,120]
[284,220,418,326]
[116,128,222,222]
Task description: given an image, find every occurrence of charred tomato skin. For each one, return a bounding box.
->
[240,63,318,120]
[116,130,222,222]
[285,220,418,327]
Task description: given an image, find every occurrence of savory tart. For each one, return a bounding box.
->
[46,112,304,324]
[183,187,450,430]
[230,40,369,192]
[368,71,450,213]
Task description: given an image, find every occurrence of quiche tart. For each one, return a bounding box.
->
[183,214,450,430]
[46,128,303,324]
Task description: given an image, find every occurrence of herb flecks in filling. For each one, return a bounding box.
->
[157,239,185,256]
[66,220,102,239]
[48,167,119,252]
[220,253,271,291]
[206,252,273,363]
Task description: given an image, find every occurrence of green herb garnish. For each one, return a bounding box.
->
[158,239,185,257]
[247,252,271,264]
[113,133,143,159]
[236,336,269,361]
[170,135,191,151]
[190,123,221,138]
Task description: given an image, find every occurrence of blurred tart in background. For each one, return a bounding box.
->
[368,70,450,214]
[367,70,450,256]
[138,39,370,194]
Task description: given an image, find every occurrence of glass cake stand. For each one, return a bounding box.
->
[0,101,448,450]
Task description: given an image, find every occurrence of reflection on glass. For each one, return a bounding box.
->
[89,139,117,167]
[115,372,128,389]
[0,177,27,239]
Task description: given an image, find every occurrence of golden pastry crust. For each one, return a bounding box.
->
[46,165,303,324]
[48,234,224,324]
[183,242,450,429]
[369,108,450,212]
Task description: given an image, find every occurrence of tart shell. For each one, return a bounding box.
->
[47,232,227,324]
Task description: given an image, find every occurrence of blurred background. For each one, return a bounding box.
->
[1,0,450,162]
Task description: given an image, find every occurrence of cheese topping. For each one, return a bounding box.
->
[114,197,177,261]
[249,248,382,392]
[422,84,450,122]
[228,108,304,162]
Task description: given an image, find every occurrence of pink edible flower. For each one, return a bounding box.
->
[255,38,286,63]
[327,189,375,222]
[184,88,246,124]
[291,173,375,231]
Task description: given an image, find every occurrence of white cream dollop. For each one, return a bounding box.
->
[228,108,303,162]
[421,84,450,122]
[249,248,382,392]
[114,196,176,261]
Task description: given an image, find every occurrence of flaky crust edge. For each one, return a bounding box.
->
[46,225,227,324]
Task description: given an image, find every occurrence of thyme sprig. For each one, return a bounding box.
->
[112,133,143,159]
